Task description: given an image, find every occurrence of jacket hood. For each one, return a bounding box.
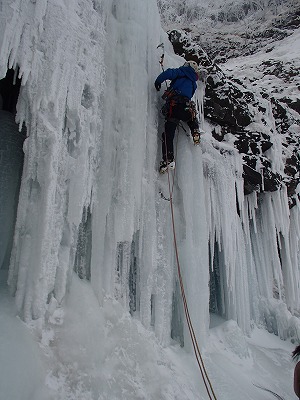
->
[179,66,198,82]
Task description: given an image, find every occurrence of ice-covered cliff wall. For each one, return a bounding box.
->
[0,0,209,348]
[0,0,299,350]
[89,0,209,346]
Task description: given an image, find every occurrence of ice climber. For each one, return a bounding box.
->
[155,60,201,174]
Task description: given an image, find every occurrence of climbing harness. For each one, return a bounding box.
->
[161,95,198,126]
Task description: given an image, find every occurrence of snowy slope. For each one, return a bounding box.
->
[0,271,296,400]
[223,28,300,109]
[158,0,300,61]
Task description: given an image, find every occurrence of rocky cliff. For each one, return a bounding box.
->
[167,25,300,207]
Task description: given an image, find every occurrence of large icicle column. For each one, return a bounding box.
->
[0,0,106,320]
[90,1,210,347]
[203,117,300,339]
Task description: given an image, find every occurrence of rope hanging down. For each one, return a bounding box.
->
[156,49,216,398]
[163,133,217,400]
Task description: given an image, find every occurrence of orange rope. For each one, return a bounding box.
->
[163,130,217,400]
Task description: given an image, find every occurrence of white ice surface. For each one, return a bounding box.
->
[0,272,296,400]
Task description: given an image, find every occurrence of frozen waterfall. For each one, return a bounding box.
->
[0,0,299,355]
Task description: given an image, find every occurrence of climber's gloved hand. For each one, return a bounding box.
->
[155,81,161,91]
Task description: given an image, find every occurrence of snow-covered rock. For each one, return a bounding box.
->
[167,28,300,205]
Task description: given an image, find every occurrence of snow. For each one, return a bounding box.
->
[0,271,50,400]
[223,29,300,106]
[0,0,300,399]
[0,271,296,400]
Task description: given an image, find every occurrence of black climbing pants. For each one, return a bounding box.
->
[162,102,199,161]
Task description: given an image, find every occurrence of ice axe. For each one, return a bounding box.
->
[157,43,165,72]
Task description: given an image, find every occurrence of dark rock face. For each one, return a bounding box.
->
[168,29,300,206]
[205,75,252,127]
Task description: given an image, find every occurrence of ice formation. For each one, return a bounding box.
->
[0,0,299,355]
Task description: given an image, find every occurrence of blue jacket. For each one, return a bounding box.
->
[155,66,198,99]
